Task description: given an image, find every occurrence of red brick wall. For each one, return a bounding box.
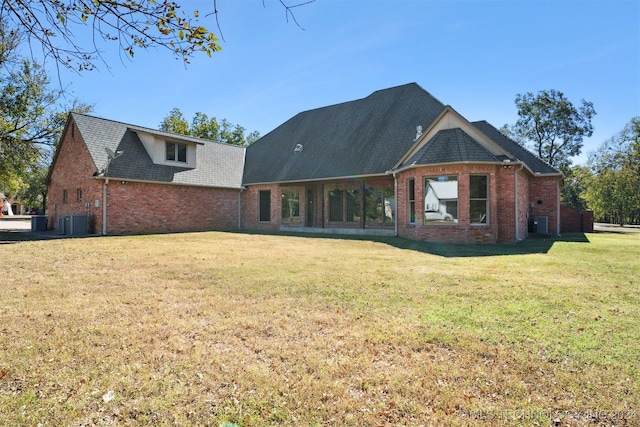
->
[528,176,560,235]
[47,117,103,232]
[240,184,282,231]
[394,164,560,243]
[515,168,531,241]
[495,166,516,242]
[104,181,239,235]
[560,204,594,233]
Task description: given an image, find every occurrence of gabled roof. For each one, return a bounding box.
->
[243,83,446,184]
[69,113,245,189]
[403,128,500,166]
[471,121,561,176]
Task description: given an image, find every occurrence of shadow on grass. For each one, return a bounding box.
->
[236,230,591,258]
[0,230,96,244]
[0,228,592,258]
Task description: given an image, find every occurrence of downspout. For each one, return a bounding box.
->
[557,178,561,236]
[386,166,408,237]
[102,178,108,236]
[393,172,398,236]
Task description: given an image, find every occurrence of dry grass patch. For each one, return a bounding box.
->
[0,230,638,426]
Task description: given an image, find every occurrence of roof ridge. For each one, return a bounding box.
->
[71,112,238,148]
[290,82,445,119]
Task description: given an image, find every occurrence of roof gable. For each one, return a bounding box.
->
[243,83,446,184]
[396,107,513,168]
[404,127,500,166]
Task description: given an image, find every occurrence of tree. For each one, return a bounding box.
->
[159,107,190,135]
[509,89,596,170]
[0,1,314,72]
[18,163,49,213]
[0,21,92,204]
[191,111,219,140]
[562,165,591,212]
[159,108,259,146]
[586,117,640,226]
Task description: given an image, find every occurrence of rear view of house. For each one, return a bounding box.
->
[240,83,562,243]
[48,83,562,243]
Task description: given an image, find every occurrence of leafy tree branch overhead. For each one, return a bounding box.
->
[0,0,314,72]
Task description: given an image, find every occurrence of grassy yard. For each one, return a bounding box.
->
[0,229,638,426]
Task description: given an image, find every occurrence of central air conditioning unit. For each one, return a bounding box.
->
[68,214,88,235]
[59,215,88,235]
[58,217,66,235]
[534,216,549,234]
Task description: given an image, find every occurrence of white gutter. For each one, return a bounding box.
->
[393,172,398,236]
[557,178,561,236]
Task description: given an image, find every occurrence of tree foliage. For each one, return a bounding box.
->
[510,89,596,170]
[561,165,591,212]
[0,21,91,199]
[18,163,49,213]
[0,0,220,71]
[0,1,314,72]
[159,107,260,146]
[586,117,640,225]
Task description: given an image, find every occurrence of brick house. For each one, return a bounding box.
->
[48,83,562,243]
[47,114,245,235]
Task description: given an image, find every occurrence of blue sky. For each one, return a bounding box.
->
[54,0,639,165]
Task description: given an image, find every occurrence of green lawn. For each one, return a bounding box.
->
[0,229,638,426]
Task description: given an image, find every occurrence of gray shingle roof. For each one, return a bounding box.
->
[471,121,560,175]
[243,83,446,184]
[64,85,559,192]
[402,128,500,166]
[71,113,245,189]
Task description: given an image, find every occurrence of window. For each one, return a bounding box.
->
[281,190,300,222]
[470,175,488,224]
[166,142,187,162]
[77,188,83,201]
[345,190,360,222]
[329,189,360,222]
[365,187,394,223]
[424,176,458,223]
[408,178,415,224]
[329,190,343,221]
[63,190,68,203]
[259,190,271,222]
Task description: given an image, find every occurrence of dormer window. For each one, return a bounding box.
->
[166,142,187,163]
